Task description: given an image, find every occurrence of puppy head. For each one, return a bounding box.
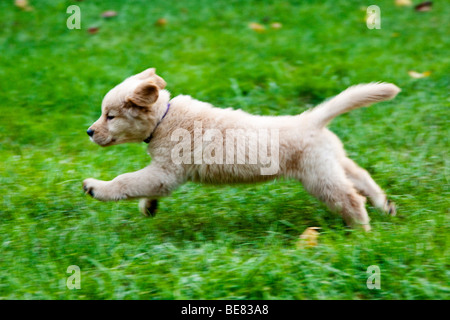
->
[87,68,167,147]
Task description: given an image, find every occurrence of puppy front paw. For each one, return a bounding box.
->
[83,178,120,201]
[83,178,127,201]
[139,198,158,217]
[83,178,100,199]
[386,200,397,216]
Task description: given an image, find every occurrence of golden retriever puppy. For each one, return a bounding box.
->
[83,68,400,231]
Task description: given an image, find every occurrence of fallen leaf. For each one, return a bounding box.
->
[249,22,266,33]
[296,227,321,249]
[270,22,282,29]
[415,1,432,12]
[14,0,27,7]
[14,0,33,11]
[87,27,100,34]
[391,32,400,37]
[101,10,118,18]
[395,0,412,6]
[408,70,431,78]
[155,18,168,26]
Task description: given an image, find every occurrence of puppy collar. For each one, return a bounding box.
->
[144,102,171,144]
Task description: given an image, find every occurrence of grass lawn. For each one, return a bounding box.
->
[0,0,448,299]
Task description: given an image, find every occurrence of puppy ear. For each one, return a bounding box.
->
[135,68,167,90]
[152,73,167,90]
[127,81,159,107]
[135,68,156,79]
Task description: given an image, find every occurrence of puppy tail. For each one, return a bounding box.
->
[307,83,400,128]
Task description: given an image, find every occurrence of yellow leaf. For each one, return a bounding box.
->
[296,227,320,249]
[14,0,27,8]
[155,18,168,26]
[408,70,431,78]
[14,0,33,11]
[395,0,412,6]
[270,22,282,29]
[249,22,266,33]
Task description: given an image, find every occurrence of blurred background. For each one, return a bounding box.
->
[0,0,448,299]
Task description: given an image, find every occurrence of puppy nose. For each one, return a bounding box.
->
[86,128,95,137]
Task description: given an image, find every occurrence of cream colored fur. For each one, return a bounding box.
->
[83,68,400,231]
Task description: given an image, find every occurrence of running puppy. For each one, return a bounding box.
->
[83,68,400,231]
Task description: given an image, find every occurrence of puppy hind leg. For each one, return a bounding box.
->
[302,166,371,231]
[341,158,396,216]
[325,187,371,231]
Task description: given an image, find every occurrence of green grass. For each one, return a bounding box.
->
[0,0,448,299]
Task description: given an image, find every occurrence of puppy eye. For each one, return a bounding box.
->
[106,115,115,120]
